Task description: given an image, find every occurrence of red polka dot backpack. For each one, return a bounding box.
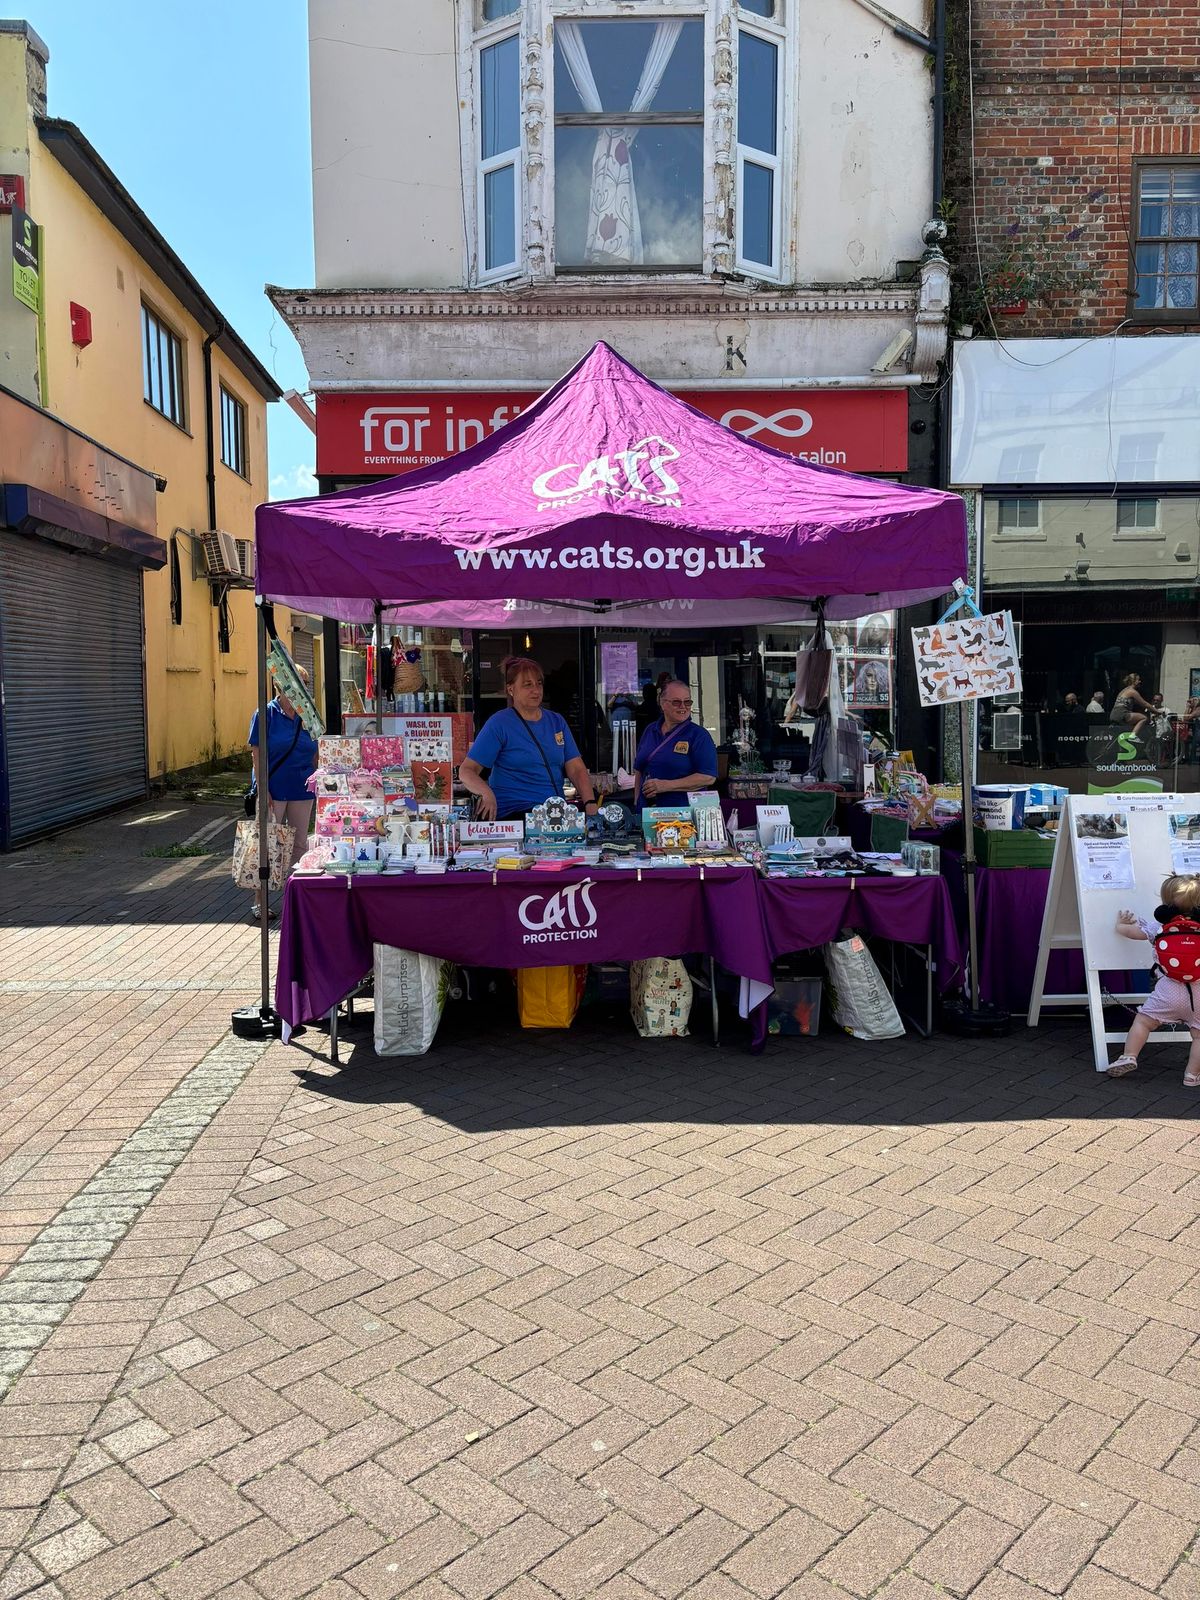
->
[1154,915,1200,996]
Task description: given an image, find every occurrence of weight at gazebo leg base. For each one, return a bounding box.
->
[231,1004,279,1039]
[941,998,1011,1037]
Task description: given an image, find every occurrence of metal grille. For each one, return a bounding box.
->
[0,534,147,844]
[291,628,314,683]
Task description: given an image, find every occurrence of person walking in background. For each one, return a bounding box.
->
[246,665,318,920]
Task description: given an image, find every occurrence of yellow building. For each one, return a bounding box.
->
[0,20,295,847]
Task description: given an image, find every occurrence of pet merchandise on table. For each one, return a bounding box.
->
[630,957,693,1037]
[373,945,456,1056]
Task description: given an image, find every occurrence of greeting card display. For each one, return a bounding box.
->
[361,735,406,771]
[410,760,452,804]
[316,796,385,837]
[318,736,362,771]
[398,717,452,762]
[911,611,1021,707]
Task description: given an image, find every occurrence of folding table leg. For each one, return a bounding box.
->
[708,958,720,1047]
[329,1005,339,1066]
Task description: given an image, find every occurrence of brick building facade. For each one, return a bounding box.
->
[947,0,1200,337]
[947,0,1200,795]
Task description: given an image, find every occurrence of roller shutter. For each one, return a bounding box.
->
[291,627,314,682]
[0,532,147,845]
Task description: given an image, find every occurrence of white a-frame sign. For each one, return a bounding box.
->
[1028,794,1196,1071]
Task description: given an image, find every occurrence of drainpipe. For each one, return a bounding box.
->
[202,319,226,760]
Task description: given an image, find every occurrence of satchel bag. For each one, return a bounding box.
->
[232,819,295,892]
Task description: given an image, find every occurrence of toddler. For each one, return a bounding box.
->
[1106,873,1200,1084]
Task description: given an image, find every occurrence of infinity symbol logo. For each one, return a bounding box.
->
[721,407,814,440]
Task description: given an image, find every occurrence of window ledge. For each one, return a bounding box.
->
[144,399,192,439]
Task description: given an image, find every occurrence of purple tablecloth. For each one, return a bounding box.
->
[760,875,964,992]
[937,854,1150,1012]
[276,866,773,1030]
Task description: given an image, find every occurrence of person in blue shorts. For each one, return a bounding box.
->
[460,655,598,822]
[633,679,718,811]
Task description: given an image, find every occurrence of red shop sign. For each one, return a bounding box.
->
[316,387,909,478]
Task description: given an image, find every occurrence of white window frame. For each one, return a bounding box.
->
[458,0,795,286]
[994,496,1044,539]
[734,10,785,281]
[475,24,523,284]
[1115,496,1163,539]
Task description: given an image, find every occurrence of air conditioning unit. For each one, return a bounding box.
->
[991,711,1023,752]
[234,539,254,581]
[199,530,241,580]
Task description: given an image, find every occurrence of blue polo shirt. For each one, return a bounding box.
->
[467,707,580,819]
[633,718,718,810]
[248,700,318,802]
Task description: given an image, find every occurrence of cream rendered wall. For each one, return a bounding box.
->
[308,0,933,291]
[28,139,275,778]
[310,0,462,289]
[0,28,42,400]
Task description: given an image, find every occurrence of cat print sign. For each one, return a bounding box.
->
[911,610,1022,707]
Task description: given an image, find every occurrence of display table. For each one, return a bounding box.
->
[752,873,964,1045]
[276,865,774,1033]
[942,855,1148,1013]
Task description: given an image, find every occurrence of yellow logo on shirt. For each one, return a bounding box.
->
[674,740,689,754]
[555,731,564,745]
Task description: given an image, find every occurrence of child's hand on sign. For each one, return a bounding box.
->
[1116,909,1148,941]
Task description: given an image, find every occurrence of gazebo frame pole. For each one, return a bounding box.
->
[374,600,384,732]
[232,598,278,1038]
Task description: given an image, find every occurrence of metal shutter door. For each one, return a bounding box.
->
[291,627,314,681]
[1,533,147,844]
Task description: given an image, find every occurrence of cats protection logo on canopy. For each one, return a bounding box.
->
[518,881,600,945]
[532,437,681,512]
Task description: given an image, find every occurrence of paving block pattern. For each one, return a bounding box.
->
[3,800,1200,1598]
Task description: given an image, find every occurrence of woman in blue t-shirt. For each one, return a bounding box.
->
[247,667,319,916]
[633,679,718,811]
[460,656,599,822]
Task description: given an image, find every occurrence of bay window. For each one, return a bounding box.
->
[469,2,788,283]
[553,19,704,271]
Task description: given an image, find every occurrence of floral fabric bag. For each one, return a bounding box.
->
[232,819,295,892]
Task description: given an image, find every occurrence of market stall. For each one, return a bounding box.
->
[249,342,968,1050]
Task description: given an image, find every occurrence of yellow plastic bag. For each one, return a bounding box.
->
[516,965,587,1029]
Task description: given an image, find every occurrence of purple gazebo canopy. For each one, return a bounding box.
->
[256,342,966,624]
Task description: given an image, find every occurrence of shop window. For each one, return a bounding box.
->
[478,33,521,280]
[736,25,782,278]
[141,302,186,427]
[1116,497,1162,537]
[553,18,704,271]
[220,386,248,479]
[1133,163,1200,319]
[996,497,1042,536]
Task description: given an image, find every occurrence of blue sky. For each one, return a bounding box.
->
[6,0,317,499]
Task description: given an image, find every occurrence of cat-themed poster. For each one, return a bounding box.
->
[910,610,1021,707]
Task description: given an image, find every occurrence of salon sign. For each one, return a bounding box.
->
[317,389,908,477]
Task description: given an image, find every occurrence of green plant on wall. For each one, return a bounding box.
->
[946,208,1097,329]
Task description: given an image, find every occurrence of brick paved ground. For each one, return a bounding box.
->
[3,800,1200,1599]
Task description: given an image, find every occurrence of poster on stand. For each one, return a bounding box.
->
[911,610,1021,707]
[846,657,891,709]
[1073,808,1134,891]
[1169,813,1200,874]
[600,641,640,696]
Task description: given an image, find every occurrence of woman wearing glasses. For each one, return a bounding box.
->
[633,679,718,811]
